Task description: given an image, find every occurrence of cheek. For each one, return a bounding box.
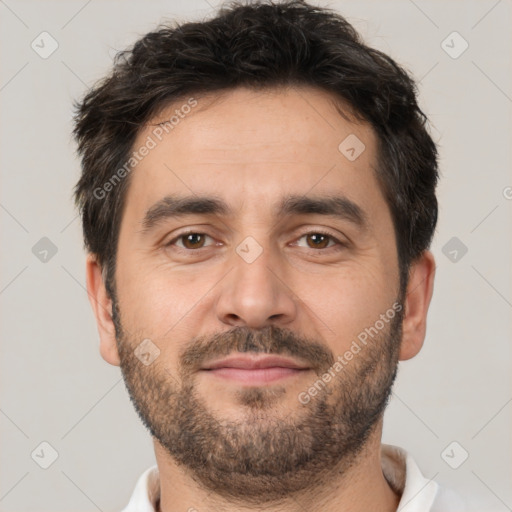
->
[294,264,393,353]
[116,258,219,343]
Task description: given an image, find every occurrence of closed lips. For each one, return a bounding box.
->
[201,355,310,371]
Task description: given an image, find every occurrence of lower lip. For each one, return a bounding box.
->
[203,367,309,385]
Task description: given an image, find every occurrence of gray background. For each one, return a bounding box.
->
[1,1,511,511]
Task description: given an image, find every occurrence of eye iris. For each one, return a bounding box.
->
[307,233,329,249]
[183,233,205,249]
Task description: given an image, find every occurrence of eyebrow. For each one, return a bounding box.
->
[140,193,369,234]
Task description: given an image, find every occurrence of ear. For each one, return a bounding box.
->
[399,250,436,361]
[85,254,120,366]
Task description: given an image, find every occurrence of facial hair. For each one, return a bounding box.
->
[112,297,403,504]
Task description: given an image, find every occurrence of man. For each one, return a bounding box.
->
[72,1,465,510]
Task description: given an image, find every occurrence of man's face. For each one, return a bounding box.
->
[108,86,404,499]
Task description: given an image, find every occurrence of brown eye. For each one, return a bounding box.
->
[293,231,347,252]
[168,232,215,250]
[180,233,206,249]
[305,233,332,249]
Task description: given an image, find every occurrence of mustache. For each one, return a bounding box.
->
[179,325,335,377]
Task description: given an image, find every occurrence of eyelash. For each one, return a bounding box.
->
[165,229,347,252]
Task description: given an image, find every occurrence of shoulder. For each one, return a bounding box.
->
[120,465,160,512]
[381,444,466,512]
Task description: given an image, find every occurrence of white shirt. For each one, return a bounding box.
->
[120,444,466,512]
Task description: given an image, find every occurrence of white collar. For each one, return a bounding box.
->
[120,444,465,512]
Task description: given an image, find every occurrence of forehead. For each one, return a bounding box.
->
[123,86,383,222]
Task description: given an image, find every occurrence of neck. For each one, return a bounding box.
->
[153,423,401,512]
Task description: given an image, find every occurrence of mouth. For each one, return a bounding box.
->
[200,354,311,385]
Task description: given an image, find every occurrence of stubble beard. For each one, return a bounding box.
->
[113,298,402,503]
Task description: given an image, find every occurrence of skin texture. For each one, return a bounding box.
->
[86,85,436,512]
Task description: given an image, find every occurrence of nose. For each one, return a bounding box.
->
[215,243,298,329]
